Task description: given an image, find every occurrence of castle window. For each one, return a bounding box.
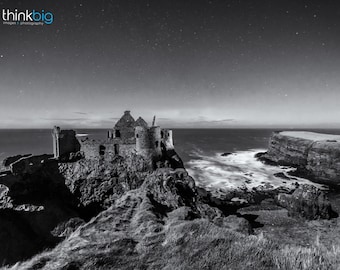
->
[115,130,121,138]
[155,141,159,148]
[168,133,170,136]
[136,134,139,138]
[99,145,106,156]
[161,131,164,138]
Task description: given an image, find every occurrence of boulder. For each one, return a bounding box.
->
[213,215,252,234]
[0,184,12,209]
[167,206,198,221]
[142,169,197,211]
[277,184,333,220]
[51,217,85,238]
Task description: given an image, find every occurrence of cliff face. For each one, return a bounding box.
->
[263,131,340,183]
[0,148,227,267]
[0,153,154,265]
[306,141,340,182]
[265,132,312,167]
[7,167,251,270]
[58,154,151,209]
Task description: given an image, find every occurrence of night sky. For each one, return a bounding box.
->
[0,0,340,128]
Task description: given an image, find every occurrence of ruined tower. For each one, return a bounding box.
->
[135,126,151,157]
[161,129,174,150]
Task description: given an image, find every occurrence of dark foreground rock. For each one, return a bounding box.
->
[277,184,334,220]
[2,154,32,168]
[0,148,253,267]
[0,154,152,265]
[2,151,340,269]
[5,167,252,270]
[58,154,151,209]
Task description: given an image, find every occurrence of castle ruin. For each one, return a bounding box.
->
[52,111,176,168]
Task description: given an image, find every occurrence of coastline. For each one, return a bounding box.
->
[0,128,340,268]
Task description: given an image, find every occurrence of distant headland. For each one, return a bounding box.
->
[258,131,340,184]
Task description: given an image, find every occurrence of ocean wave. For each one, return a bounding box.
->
[186,149,325,194]
[76,134,89,137]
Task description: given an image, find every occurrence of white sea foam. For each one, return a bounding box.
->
[186,149,325,195]
[76,134,89,137]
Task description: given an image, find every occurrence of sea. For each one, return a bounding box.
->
[1,128,340,194]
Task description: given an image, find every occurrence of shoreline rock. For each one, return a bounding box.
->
[277,184,336,220]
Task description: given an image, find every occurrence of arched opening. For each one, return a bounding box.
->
[99,145,106,156]
[161,131,164,138]
[115,130,121,138]
[155,141,159,148]
[136,134,139,138]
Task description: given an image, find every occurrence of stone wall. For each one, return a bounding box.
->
[2,154,32,168]
[118,144,136,157]
[113,110,136,144]
[80,140,100,160]
[52,127,80,159]
[59,130,80,157]
[79,139,135,160]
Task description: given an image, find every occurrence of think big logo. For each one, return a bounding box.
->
[2,9,54,25]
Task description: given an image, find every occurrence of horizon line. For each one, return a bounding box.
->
[0,126,340,130]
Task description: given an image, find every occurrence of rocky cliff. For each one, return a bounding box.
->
[260,131,340,183]
[0,150,242,267]
[0,153,155,265]
[5,166,251,270]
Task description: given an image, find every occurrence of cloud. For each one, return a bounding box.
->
[40,117,87,121]
[190,119,235,124]
[74,111,88,115]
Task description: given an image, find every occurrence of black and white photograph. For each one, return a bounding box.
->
[1,0,340,269]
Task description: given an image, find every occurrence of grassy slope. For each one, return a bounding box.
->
[4,171,340,270]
